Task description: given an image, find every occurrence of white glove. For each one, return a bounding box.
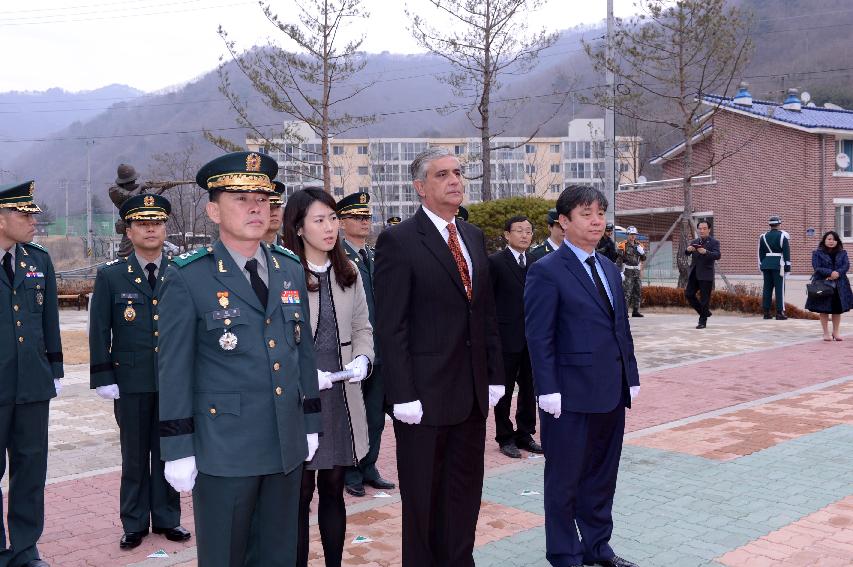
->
[95,384,120,400]
[317,370,333,391]
[345,355,370,383]
[164,456,197,493]
[620,271,625,281]
[538,393,562,419]
[305,433,319,461]
[393,400,423,425]
[636,244,645,255]
[630,386,640,400]
[54,379,62,396]
[488,385,506,407]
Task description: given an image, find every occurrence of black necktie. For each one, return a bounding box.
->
[145,263,157,290]
[245,259,268,307]
[585,256,613,318]
[2,252,13,285]
[358,248,370,270]
[518,252,526,268]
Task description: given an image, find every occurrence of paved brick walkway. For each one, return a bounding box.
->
[15,312,852,566]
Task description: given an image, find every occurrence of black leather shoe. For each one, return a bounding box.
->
[763,311,772,319]
[120,529,149,549]
[776,312,788,320]
[696,317,706,329]
[152,525,191,542]
[585,555,639,567]
[345,483,366,497]
[24,561,51,567]
[632,311,644,317]
[365,477,396,490]
[499,442,522,458]
[517,439,544,454]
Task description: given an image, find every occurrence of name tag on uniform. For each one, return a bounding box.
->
[212,308,241,320]
[120,292,140,300]
[25,271,45,278]
[281,290,301,304]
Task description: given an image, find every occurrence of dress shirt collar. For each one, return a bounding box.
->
[507,246,526,263]
[3,245,15,267]
[344,238,365,253]
[563,238,595,265]
[134,252,163,276]
[547,238,562,251]
[422,205,457,236]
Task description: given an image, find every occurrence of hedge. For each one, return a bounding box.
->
[641,285,817,320]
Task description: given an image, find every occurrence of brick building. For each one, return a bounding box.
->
[615,86,853,276]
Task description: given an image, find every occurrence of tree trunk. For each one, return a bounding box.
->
[321,0,332,193]
[480,8,493,202]
[676,130,694,288]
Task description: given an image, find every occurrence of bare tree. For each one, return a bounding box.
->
[584,0,752,286]
[214,0,375,192]
[147,145,214,252]
[407,0,560,201]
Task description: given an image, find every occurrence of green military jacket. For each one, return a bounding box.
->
[528,238,558,261]
[617,240,647,268]
[89,254,169,394]
[0,242,63,404]
[157,240,321,477]
[343,240,379,364]
[758,229,791,271]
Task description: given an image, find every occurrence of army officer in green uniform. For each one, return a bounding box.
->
[337,192,396,497]
[0,181,63,567]
[89,194,189,549]
[157,152,322,567]
[528,208,564,261]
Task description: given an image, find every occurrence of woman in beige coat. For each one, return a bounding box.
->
[282,188,373,567]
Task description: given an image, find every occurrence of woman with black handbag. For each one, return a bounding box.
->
[805,231,852,341]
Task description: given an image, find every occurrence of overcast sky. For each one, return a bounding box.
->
[0,0,637,93]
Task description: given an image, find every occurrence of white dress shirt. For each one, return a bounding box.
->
[507,246,527,267]
[563,239,614,308]
[422,206,473,283]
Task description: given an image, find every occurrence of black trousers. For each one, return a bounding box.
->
[394,408,486,567]
[684,271,713,318]
[115,393,180,532]
[194,468,302,567]
[493,348,536,446]
[540,398,626,567]
[0,401,49,567]
[345,364,386,486]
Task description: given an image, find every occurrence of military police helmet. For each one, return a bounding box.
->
[626,226,638,235]
[768,215,782,226]
[546,208,559,225]
[119,193,171,222]
[270,180,285,207]
[336,191,371,218]
[196,151,278,194]
[116,163,139,185]
[0,180,41,214]
[456,205,469,222]
[605,223,614,231]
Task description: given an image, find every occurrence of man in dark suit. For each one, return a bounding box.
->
[374,148,505,567]
[685,220,722,329]
[337,191,396,497]
[89,194,189,549]
[525,185,640,567]
[488,215,542,459]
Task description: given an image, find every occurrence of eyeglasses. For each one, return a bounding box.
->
[509,229,534,235]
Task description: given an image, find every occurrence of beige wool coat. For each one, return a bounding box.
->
[306,261,374,462]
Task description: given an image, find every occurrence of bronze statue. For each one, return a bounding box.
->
[108,164,193,257]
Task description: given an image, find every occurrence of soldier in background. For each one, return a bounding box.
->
[89,194,189,550]
[385,216,401,228]
[596,223,618,262]
[264,181,286,247]
[618,226,646,317]
[0,180,63,567]
[758,215,791,320]
[528,208,564,261]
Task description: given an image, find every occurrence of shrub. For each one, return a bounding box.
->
[641,285,817,319]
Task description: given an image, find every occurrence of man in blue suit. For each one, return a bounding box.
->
[525,185,640,567]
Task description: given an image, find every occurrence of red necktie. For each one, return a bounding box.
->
[446,223,472,301]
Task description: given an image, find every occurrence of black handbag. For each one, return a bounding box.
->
[807,278,836,300]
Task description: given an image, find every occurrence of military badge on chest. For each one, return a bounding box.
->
[215,292,238,351]
[124,303,137,322]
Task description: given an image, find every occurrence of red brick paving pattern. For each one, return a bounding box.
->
[717,496,853,567]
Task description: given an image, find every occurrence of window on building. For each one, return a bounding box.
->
[550,163,560,173]
[357,145,368,155]
[358,186,369,193]
[333,166,343,176]
[332,145,344,155]
[550,143,561,153]
[837,140,853,172]
[525,184,536,194]
[836,205,853,239]
[334,186,344,196]
[525,164,536,174]
[357,166,369,175]
[525,144,536,154]
[549,184,561,193]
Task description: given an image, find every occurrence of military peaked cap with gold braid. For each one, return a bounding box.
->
[0,180,41,213]
[270,180,285,206]
[455,205,469,222]
[119,193,171,222]
[336,191,371,217]
[195,151,278,194]
[386,216,401,226]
